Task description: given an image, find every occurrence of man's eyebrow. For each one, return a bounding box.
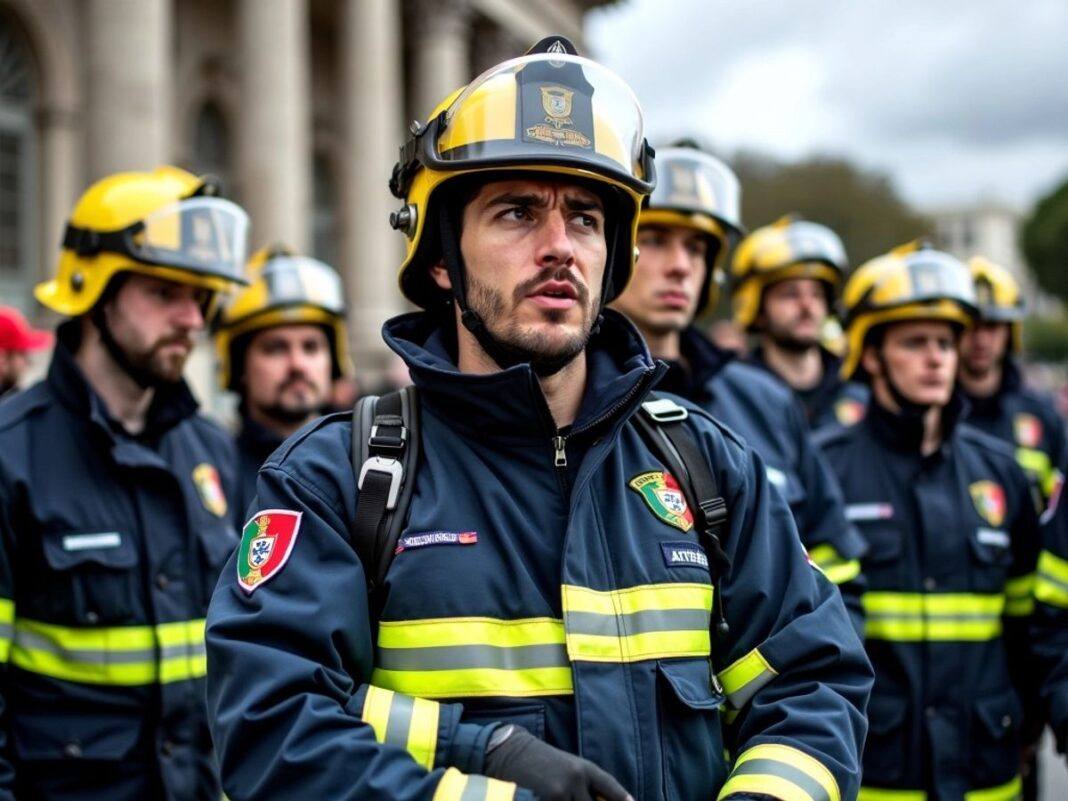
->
[563,195,605,213]
[484,192,548,209]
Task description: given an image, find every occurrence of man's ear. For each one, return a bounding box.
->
[430,260,452,291]
[861,343,881,378]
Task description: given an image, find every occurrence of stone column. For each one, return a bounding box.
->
[338,0,405,376]
[85,0,172,179]
[235,0,311,252]
[409,0,471,122]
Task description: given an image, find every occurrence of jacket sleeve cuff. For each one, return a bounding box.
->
[446,721,498,774]
[432,767,533,801]
[717,743,840,801]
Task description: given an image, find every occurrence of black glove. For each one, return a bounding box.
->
[482,724,633,801]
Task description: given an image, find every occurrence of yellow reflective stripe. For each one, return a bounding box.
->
[361,686,441,770]
[378,617,565,649]
[718,743,840,801]
[372,667,573,699]
[858,788,926,801]
[1036,550,1068,608]
[807,544,862,585]
[562,582,712,615]
[562,582,712,662]
[408,696,441,771]
[374,617,572,699]
[433,768,516,801]
[10,617,206,686]
[719,648,778,710]
[1016,447,1057,497]
[362,686,394,744]
[0,597,13,663]
[1004,573,1036,617]
[863,593,1004,641]
[965,775,1022,801]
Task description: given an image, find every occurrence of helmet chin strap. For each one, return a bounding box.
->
[437,202,600,379]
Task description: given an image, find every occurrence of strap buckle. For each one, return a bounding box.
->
[369,421,407,452]
[642,398,689,423]
[358,456,403,511]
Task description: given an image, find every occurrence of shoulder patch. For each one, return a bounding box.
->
[192,463,228,518]
[629,470,694,532]
[834,398,866,426]
[969,481,1007,527]
[237,509,302,593]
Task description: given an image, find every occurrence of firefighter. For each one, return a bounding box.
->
[959,256,1065,505]
[214,245,349,525]
[0,166,248,800]
[206,37,871,801]
[817,242,1058,801]
[734,216,869,429]
[0,306,52,401]
[610,144,867,629]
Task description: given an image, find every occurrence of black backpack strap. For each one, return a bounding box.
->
[351,386,421,595]
[633,394,732,640]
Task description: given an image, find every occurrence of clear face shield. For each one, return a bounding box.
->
[647,148,742,234]
[133,197,250,282]
[261,255,346,316]
[781,221,848,272]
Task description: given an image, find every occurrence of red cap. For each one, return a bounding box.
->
[0,306,53,352]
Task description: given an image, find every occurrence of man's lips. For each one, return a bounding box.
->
[527,280,579,310]
[657,290,691,310]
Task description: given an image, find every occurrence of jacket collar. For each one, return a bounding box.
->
[382,308,661,440]
[657,326,734,402]
[865,385,967,457]
[48,320,199,444]
[237,412,286,463]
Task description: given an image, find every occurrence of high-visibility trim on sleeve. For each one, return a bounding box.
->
[1004,573,1036,617]
[806,544,862,585]
[1016,447,1058,498]
[10,616,206,685]
[0,597,13,663]
[433,768,516,801]
[1035,550,1068,609]
[361,686,442,771]
[718,743,840,801]
[719,647,778,710]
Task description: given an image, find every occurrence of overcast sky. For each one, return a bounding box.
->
[586,0,1068,212]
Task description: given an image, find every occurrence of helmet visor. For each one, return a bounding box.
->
[427,53,652,194]
[867,250,977,313]
[262,255,346,315]
[132,197,249,282]
[647,148,741,235]
[780,221,847,271]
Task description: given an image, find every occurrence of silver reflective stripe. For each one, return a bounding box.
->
[384,692,415,751]
[845,503,893,521]
[13,628,205,665]
[459,775,491,801]
[376,643,568,672]
[730,757,831,801]
[977,528,1010,547]
[0,623,13,641]
[565,608,710,638]
[726,667,776,710]
[62,532,121,551]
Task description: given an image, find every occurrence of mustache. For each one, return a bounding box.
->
[278,372,316,392]
[152,334,194,351]
[513,266,589,306]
